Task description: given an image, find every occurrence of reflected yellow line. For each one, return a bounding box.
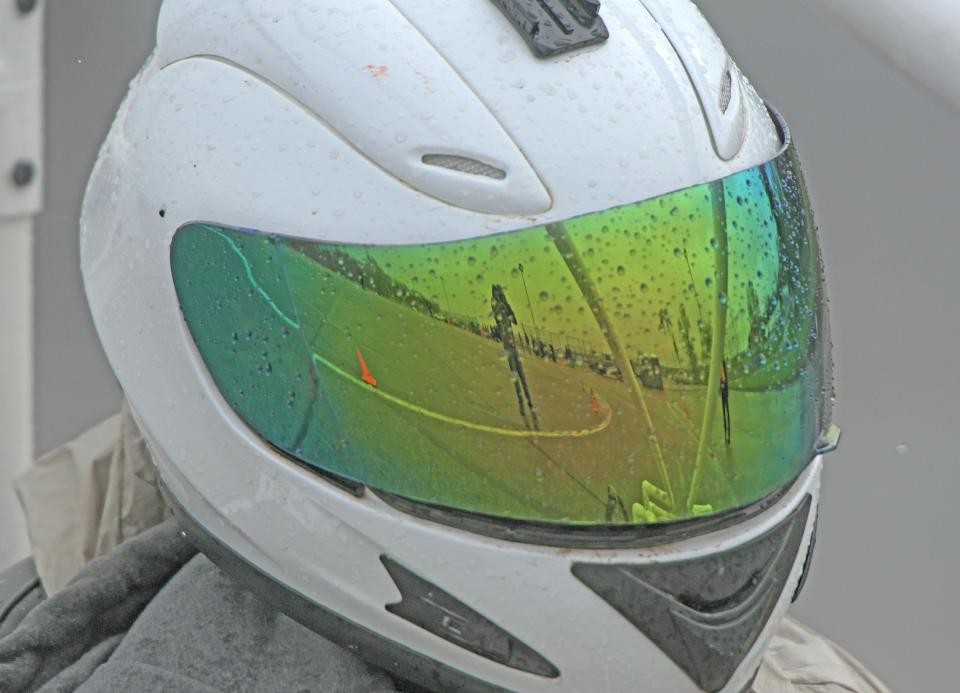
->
[311,354,612,439]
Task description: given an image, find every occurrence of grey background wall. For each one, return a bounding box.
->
[35,0,158,455]
[686,3,960,688]
[35,1,957,690]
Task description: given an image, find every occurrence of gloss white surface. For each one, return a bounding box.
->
[79,2,803,690]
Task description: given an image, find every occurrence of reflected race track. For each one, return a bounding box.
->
[218,228,614,440]
[309,350,614,439]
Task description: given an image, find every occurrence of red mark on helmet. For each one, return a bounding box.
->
[414,69,430,95]
[364,64,390,78]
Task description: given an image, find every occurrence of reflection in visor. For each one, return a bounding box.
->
[171,141,833,526]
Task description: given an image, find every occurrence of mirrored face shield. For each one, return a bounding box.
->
[171,122,835,529]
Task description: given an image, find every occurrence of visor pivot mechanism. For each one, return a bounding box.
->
[815,424,841,455]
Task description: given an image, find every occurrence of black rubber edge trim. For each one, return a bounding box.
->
[792,508,818,603]
[267,442,366,497]
[489,0,609,58]
[160,480,515,693]
[373,476,796,550]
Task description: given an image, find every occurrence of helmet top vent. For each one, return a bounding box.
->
[421,154,508,180]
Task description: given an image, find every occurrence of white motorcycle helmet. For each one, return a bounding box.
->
[81,1,838,691]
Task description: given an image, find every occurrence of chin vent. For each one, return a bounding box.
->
[573,495,812,692]
[421,154,507,180]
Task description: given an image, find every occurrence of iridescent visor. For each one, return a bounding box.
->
[171,139,834,527]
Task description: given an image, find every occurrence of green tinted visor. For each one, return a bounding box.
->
[171,134,835,528]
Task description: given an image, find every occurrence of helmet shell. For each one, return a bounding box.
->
[81,2,815,691]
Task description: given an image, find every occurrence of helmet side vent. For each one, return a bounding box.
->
[719,68,733,114]
[639,0,747,160]
[421,154,507,181]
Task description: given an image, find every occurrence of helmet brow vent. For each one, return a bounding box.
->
[421,154,507,180]
[719,69,733,114]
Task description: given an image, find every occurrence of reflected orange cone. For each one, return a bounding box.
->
[591,390,603,415]
[357,350,378,388]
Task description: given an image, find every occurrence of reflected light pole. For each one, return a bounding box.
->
[683,248,705,324]
[517,263,540,341]
[439,275,453,316]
